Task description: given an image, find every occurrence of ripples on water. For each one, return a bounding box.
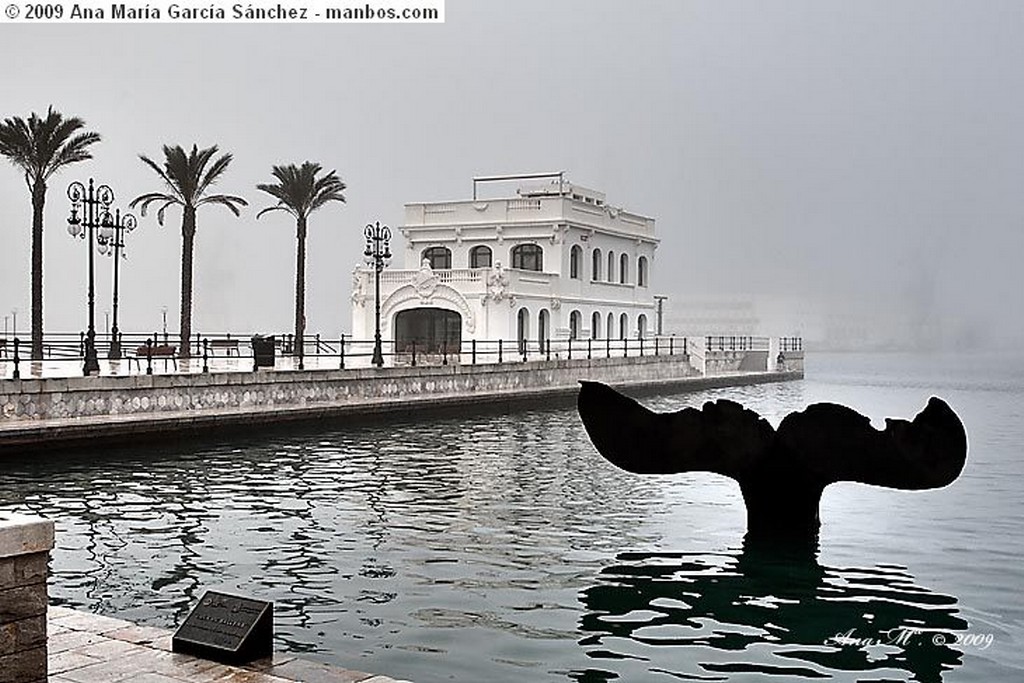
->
[2,352,1023,682]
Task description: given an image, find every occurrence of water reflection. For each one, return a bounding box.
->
[577,540,966,682]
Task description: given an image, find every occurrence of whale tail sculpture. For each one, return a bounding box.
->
[577,381,967,542]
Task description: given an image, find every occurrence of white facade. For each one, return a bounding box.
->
[351,175,660,361]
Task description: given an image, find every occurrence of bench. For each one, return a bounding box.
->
[130,344,178,371]
[208,338,240,356]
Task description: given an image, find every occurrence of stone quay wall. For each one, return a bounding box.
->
[0,355,802,450]
[0,514,54,683]
[1,355,704,424]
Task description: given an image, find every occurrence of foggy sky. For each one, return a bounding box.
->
[2,0,1022,348]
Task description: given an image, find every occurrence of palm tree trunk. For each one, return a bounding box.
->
[179,207,196,359]
[294,216,307,360]
[30,181,46,361]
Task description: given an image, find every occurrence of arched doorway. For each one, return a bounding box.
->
[538,309,549,348]
[517,307,530,353]
[394,308,461,354]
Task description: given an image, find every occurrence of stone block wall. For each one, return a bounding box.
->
[0,513,54,683]
[0,355,705,424]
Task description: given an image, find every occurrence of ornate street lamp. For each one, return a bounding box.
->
[96,208,137,360]
[68,179,115,375]
[363,221,392,368]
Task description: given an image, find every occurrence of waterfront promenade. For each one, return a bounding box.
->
[47,606,409,683]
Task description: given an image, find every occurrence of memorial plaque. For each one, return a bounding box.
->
[172,591,273,664]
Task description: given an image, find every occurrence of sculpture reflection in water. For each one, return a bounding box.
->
[576,541,967,682]
[575,381,970,681]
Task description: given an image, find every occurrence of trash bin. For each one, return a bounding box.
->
[251,335,276,369]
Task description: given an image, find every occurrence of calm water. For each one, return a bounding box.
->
[2,353,1022,682]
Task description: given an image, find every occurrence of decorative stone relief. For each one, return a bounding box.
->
[414,259,438,302]
[350,269,367,307]
[486,262,510,302]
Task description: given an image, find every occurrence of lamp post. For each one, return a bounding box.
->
[363,221,392,368]
[161,306,168,344]
[67,178,115,375]
[654,295,668,336]
[96,208,137,360]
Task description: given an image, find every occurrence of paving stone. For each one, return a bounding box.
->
[105,624,172,647]
[248,653,298,672]
[47,630,106,654]
[47,648,104,674]
[48,611,134,634]
[56,649,168,683]
[72,636,149,660]
[266,658,374,683]
[47,606,80,619]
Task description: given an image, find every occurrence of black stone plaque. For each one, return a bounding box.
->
[172,591,273,664]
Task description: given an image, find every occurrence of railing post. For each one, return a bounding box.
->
[683,337,688,356]
[568,339,572,360]
[202,338,209,374]
[12,337,20,380]
[79,331,85,356]
[411,340,417,367]
[670,336,675,356]
[640,337,644,357]
[442,341,448,366]
[498,339,503,364]
[587,338,592,359]
[339,334,346,369]
[471,339,476,365]
[545,339,550,361]
[145,337,153,375]
[623,338,628,358]
[196,332,201,356]
[655,337,659,356]
[606,336,610,358]
[522,340,527,362]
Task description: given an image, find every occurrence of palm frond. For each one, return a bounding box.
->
[196,193,248,216]
[256,205,293,220]
[130,192,181,225]
[196,151,233,197]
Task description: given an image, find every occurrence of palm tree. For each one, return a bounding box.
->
[0,107,101,359]
[257,162,346,364]
[130,144,247,358]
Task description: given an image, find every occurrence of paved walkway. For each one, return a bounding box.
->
[47,606,411,683]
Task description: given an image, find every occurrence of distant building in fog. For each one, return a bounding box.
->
[664,296,761,338]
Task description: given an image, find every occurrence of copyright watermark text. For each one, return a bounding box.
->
[829,627,994,650]
[1,0,443,23]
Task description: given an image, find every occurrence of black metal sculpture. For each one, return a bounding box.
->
[577,381,967,542]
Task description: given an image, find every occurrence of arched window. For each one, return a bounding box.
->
[592,248,602,281]
[538,309,549,346]
[620,253,629,284]
[638,314,648,338]
[637,256,648,287]
[517,307,530,354]
[422,246,451,270]
[511,244,543,271]
[606,312,614,339]
[570,245,582,279]
[591,311,601,339]
[619,313,628,340]
[570,310,582,340]
[470,245,492,268]
[607,251,616,283]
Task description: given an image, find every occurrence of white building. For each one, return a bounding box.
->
[351,173,659,362]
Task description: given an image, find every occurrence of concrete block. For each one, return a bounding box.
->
[0,514,54,560]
